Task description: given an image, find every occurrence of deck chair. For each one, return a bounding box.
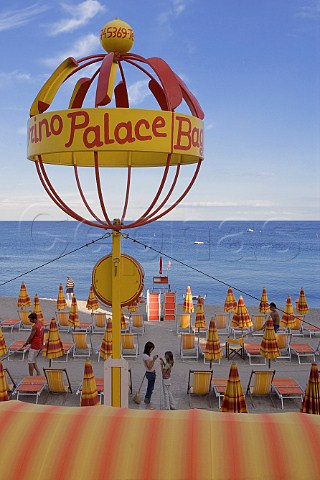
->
[0,318,21,332]
[121,334,139,358]
[180,333,199,360]
[272,378,304,409]
[290,343,316,364]
[289,315,304,336]
[55,311,70,332]
[51,342,74,363]
[212,378,228,408]
[18,310,33,330]
[15,376,47,404]
[176,314,192,334]
[302,323,320,338]
[91,312,107,334]
[245,370,275,407]
[72,333,92,358]
[130,314,145,335]
[3,368,16,397]
[251,314,266,336]
[187,370,213,408]
[275,333,291,360]
[245,343,267,365]
[76,320,93,333]
[214,313,229,336]
[226,337,245,360]
[7,340,30,361]
[43,368,72,401]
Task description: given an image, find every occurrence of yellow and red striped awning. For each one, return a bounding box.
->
[0,401,320,479]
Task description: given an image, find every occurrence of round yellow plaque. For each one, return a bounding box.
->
[92,254,144,306]
[100,18,134,53]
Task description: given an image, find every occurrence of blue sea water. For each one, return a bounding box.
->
[0,221,319,308]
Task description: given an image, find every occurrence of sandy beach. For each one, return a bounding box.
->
[1,296,319,413]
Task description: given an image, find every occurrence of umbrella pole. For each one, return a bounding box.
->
[268,359,271,369]
[49,359,52,368]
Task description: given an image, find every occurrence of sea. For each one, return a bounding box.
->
[0,221,319,308]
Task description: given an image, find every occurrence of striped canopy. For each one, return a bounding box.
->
[183,286,194,313]
[301,363,320,415]
[99,320,112,360]
[0,327,7,357]
[223,287,237,312]
[0,402,320,479]
[220,363,248,413]
[230,296,253,329]
[0,361,8,402]
[297,288,309,315]
[280,296,296,329]
[81,361,100,407]
[42,318,64,361]
[68,295,80,328]
[17,281,32,309]
[204,319,222,363]
[56,283,67,311]
[260,318,280,365]
[33,294,44,322]
[258,287,270,314]
[195,296,206,329]
[86,285,99,311]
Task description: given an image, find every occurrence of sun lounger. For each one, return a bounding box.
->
[212,378,228,408]
[290,343,316,364]
[245,343,267,365]
[272,378,304,409]
[303,324,320,338]
[51,342,74,363]
[7,340,30,361]
[0,318,21,332]
[187,370,213,408]
[245,370,276,408]
[14,376,47,404]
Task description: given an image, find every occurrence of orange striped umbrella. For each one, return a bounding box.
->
[183,285,194,313]
[69,295,80,328]
[42,318,64,365]
[86,285,99,311]
[301,363,320,415]
[223,287,237,313]
[33,294,44,322]
[56,283,67,311]
[0,360,8,402]
[99,320,112,360]
[81,360,100,407]
[195,296,206,329]
[258,287,270,314]
[280,296,296,329]
[17,281,32,309]
[121,308,127,330]
[260,318,280,368]
[230,296,253,330]
[297,288,309,315]
[204,319,222,366]
[0,327,8,357]
[220,363,248,413]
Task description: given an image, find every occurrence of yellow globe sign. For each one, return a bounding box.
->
[92,254,144,307]
[100,18,134,53]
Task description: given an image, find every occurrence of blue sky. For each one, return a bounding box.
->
[0,0,319,222]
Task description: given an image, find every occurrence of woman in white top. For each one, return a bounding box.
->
[143,341,158,410]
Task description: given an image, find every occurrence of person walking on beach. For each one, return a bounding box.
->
[269,302,280,332]
[23,312,44,376]
[143,341,158,410]
[160,351,176,410]
[65,276,75,301]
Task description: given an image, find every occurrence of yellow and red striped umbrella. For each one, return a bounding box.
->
[301,363,320,415]
[260,318,280,367]
[42,318,64,363]
[183,285,194,313]
[230,296,253,330]
[86,285,99,311]
[258,287,270,314]
[81,360,100,407]
[121,308,127,330]
[195,296,206,329]
[223,287,237,313]
[99,320,112,360]
[0,327,8,357]
[56,283,67,311]
[204,319,222,364]
[0,361,8,402]
[220,363,248,413]
[33,294,44,322]
[297,288,309,315]
[280,296,296,329]
[17,281,32,309]
[68,295,80,328]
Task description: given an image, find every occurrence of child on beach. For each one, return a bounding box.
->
[160,351,176,410]
[143,341,158,410]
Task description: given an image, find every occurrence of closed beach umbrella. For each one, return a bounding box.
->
[121,308,127,330]
[223,287,237,313]
[195,296,206,329]
[0,361,8,402]
[17,281,32,309]
[69,295,80,329]
[42,318,64,366]
[0,327,8,357]
[260,318,280,368]
[81,360,100,407]
[183,286,194,313]
[258,287,270,314]
[297,288,309,315]
[220,363,248,413]
[280,296,296,330]
[56,283,67,311]
[230,296,253,331]
[86,285,99,311]
[204,319,222,367]
[301,363,320,415]
[34,294,44,322]
[126,301,139,314]
[99,320,112,360]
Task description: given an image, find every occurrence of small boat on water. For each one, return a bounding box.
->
[194,241,204,244]
[247,228,254,233]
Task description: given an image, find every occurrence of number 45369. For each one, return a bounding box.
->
[100,27,134,41]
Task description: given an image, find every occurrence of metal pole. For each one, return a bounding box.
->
[111,226,121,407]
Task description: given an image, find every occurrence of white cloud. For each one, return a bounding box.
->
[0,4,48,32]
[0,71,31,82]
[127,80,151,106]
[158,0,186,24]
[179,200,278,208]
[43,33,100,66]
[296,2,320,19]
[48,0,105,35]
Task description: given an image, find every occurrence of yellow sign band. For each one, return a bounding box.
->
[27,108,204,167]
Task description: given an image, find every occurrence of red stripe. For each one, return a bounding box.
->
[184,409,201,479]
[258,413,290,478]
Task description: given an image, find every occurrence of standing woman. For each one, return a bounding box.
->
[143,341,158,409]
[65,276,75,301]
